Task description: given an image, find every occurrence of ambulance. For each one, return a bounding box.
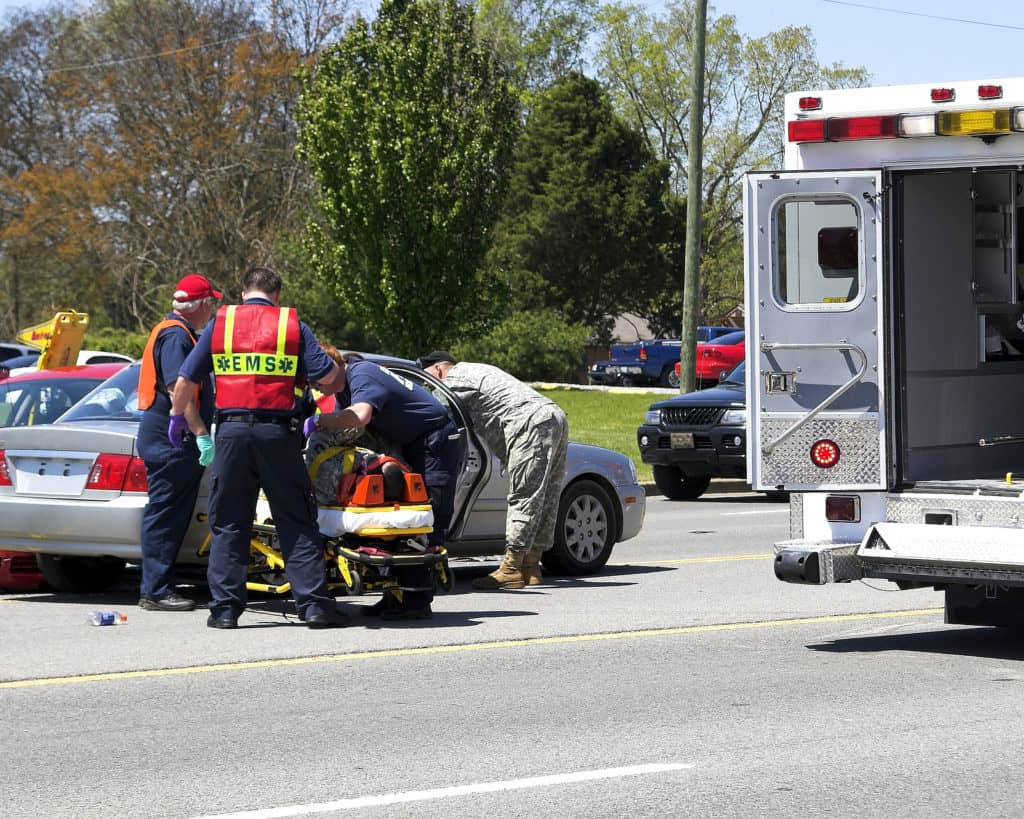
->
[745,77,1024,626]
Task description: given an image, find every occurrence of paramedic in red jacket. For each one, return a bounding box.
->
[168,266,349,629]
[136,273,219,612]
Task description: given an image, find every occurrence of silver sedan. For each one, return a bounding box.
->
[0,357,645,592]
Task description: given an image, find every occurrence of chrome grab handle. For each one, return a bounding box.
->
[760,341,868,455]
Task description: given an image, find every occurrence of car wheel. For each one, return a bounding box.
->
[542,479,615,575]
[35,554,127,593]
[652,465,712,500]
[660,365,680,389]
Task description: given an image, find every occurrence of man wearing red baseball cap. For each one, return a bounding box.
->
[136,273,221,611]
[174,273,223,302]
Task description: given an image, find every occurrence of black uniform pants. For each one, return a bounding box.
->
[207,418,334,620]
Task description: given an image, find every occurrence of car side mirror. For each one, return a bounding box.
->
[718,370,728,383]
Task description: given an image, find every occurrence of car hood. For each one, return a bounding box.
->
[649,381,744,410]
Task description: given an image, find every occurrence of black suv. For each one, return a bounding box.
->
[636,362,747,499]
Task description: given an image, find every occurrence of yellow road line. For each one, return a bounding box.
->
[612,554,772,565]
[0,608,943,690]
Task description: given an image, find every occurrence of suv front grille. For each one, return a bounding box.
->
[662,406,722,426]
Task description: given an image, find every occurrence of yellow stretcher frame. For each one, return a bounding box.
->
[195,521,454,597]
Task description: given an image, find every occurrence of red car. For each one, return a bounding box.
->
[675,331,746,386]
[0,362,130,590]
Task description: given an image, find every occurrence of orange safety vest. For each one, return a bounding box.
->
[137,317,200,411]
[210,304,301,411]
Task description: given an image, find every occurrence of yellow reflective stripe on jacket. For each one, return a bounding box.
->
[276,309,291,357]
[223,306,236,355]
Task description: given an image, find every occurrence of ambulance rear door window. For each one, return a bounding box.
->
[775,198,860,307]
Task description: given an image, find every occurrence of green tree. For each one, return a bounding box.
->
[297,0,519,357]
[487,71,671,342]
[595,1,867,326]
[0,0,344,337]
[452,308,589,381]
[475,0,597,105]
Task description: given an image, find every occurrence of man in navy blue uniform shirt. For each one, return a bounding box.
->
[169,267,349,629]
[309,349,464,619]
[136,274,220,612]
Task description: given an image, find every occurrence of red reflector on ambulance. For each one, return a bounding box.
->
[931,87,955,103]
[978,84,1003,100]
[825,495,860,523]
[798,96,822,111]
[787,119,826,143]
[810,439,840,469]
[828,115,898,141]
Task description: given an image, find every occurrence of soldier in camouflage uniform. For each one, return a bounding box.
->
[417,351,569,589]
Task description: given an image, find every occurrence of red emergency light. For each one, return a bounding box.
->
[827,115,898,141]
[787,119,827,143]
[810,439,840,469]
[978,84,1003,100]
[799,96,823,111]
[931,87,955,103]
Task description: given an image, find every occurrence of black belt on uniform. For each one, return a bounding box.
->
[216,412,294,426]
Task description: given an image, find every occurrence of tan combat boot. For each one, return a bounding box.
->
[521,549,544,587]
[472,549,526,590]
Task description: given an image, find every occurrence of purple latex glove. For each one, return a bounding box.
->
[168,414,188,448]
[302,415,319,439]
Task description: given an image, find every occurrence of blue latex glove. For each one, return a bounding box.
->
[168,414,188,448]
[196,434,215,467]
[303,415,319,438]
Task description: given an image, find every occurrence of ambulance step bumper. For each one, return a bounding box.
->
[858,522,1024,586]
[773,539,862,584]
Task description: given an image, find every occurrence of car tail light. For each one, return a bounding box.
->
[639,344,647,362]
[810,439,840,469]
[87,454,148,492]
[0,451,10,486]
[825,495,860,522]
[931,87,955,103]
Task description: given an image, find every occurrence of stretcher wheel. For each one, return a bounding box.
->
[344,565,365,596]
[437,559,456,593]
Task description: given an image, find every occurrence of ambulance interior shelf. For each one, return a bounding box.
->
[973,170,1024,362]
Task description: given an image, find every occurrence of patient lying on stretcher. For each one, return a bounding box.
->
[303,426,434,537]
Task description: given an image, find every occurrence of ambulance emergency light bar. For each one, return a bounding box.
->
[789,108,1024,143]
[788,84,1024,143]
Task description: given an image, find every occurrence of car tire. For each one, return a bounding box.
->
[542,479,616,575]
[660,365,680,389]
[652,465,712,500]
[35,554,127,593]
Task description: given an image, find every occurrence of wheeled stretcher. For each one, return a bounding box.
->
[199,445,454,599]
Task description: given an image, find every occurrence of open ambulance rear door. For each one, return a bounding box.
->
[744,170,887,492]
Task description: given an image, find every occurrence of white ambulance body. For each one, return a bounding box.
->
[745,77,1024,626]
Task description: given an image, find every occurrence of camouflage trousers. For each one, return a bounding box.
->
[505,406,569,553]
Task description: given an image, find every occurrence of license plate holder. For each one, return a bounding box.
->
[670,432,694,449]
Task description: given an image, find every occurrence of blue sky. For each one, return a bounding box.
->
[0,0,1020,88]
[707,0,1022,86]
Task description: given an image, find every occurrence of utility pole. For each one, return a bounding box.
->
[677,0,708,394]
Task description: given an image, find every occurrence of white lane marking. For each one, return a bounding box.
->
[189,763,694,818]
[721,508,789,517]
